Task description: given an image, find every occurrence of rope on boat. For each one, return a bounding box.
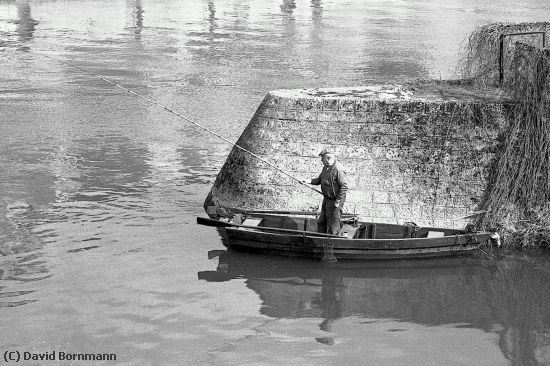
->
[37,52,323,196]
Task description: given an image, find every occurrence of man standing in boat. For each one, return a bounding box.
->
[303,148,348,235]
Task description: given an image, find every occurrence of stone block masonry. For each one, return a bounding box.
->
[206,81,511,228]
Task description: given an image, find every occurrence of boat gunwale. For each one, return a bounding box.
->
[205,215,473,240]
[225,227,492,251]
[227,226,487,243]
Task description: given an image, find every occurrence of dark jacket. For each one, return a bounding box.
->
[311,161,348,205]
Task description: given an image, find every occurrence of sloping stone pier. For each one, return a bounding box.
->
[206,81,510,228]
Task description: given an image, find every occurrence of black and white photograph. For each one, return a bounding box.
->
[1,0,550,364]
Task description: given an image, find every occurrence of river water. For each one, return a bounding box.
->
[1,0,550,365]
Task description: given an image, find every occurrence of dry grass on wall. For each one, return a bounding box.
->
[460,23,511,86]
[475,44,550,247]
[460,22,549,87]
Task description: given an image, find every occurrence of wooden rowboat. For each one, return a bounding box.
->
[197,213,493,261]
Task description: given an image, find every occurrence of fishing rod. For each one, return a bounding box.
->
[37,52,323,196]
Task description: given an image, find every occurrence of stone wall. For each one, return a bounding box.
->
[206,81,511,228]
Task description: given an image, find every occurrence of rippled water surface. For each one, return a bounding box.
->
[2,0,550,365]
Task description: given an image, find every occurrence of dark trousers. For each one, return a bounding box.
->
[318,197,341,235]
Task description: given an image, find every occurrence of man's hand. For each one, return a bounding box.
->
[334,201,340,208]
[300,179,310,184]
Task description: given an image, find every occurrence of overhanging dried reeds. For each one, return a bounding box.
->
[461,23,511,86]
[461,22,550,87]
[475,43,550,246]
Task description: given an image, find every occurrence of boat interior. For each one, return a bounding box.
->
[243,215,464,239]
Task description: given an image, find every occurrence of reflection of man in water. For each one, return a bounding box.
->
[314,276,344,345]
[303,148,348,235]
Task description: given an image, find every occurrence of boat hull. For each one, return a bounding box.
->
[224,227,491,260]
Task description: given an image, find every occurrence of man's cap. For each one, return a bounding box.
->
[318,147,336,156]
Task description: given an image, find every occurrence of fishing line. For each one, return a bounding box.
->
[37,52,323,196]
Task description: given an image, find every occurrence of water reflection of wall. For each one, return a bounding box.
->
[199,252,550,364]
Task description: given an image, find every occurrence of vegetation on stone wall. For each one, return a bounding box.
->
[461,23,510,86]
[465,26,550,247]
[461,22,549,86]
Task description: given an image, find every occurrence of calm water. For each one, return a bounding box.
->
[1,0,550,365]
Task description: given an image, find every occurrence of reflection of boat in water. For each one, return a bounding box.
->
[199,250,492,346]
[199,251,550,362]
[199,250,491,324]
[199,250,488,282]
[198,213,493,261]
